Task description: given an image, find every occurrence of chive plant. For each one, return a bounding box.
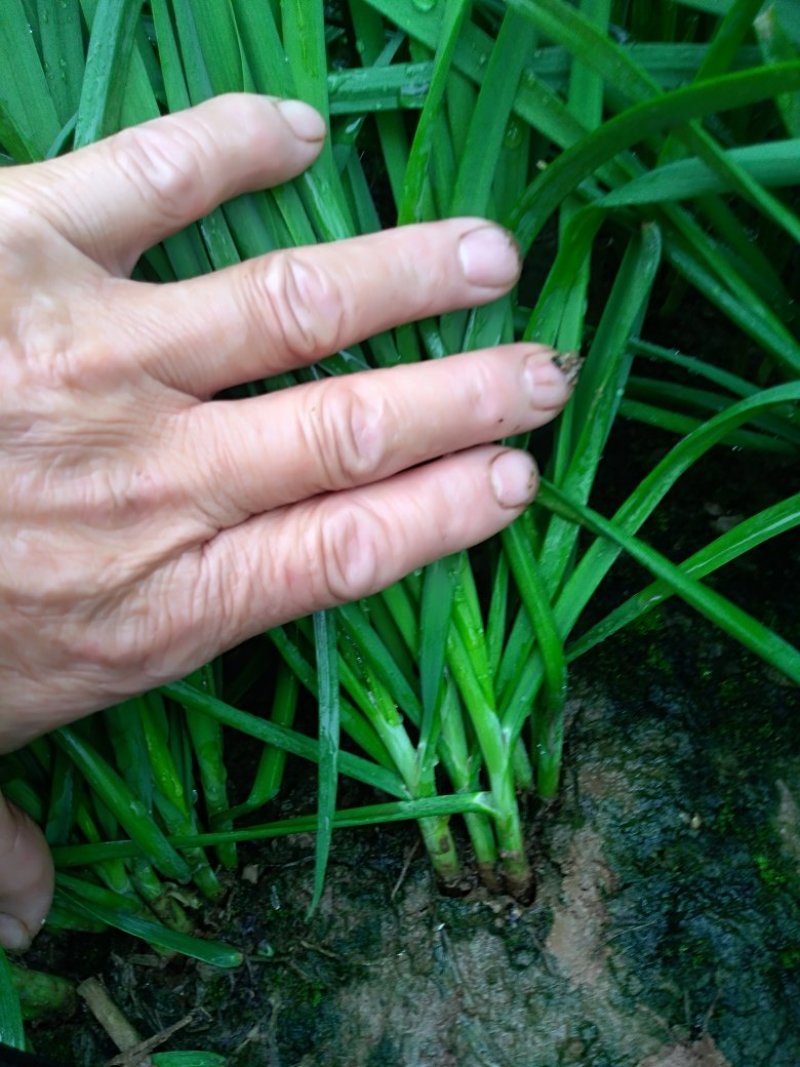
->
[1,0,799,1002]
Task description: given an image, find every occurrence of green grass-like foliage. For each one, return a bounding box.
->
[1,0,799,1012]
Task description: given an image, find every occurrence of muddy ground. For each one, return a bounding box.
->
[19,433,800,1067]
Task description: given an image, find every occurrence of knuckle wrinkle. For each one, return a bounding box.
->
[109,124,207,224]
[304,384,386,490]
[258,252,347,362]
[316,504,383,604]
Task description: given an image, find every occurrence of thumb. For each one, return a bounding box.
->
[0,790,54,951]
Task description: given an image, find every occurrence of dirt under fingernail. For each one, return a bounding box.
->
[552,350,584,388]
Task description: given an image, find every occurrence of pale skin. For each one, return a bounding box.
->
[0,94,573,952]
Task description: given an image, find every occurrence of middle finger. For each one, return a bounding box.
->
[130,219,522,397]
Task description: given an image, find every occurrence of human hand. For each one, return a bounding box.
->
[0,95,574,949]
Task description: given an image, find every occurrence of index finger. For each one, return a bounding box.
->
[12,94,327,276]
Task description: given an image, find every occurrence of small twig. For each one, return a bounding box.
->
[78,977,198,1067]
[105,1014,198,1067]
[296,938,386,969]
[285,959,315,985]
[701,990,721,1034]
[606,918,658,941]
[390,839,420,901]
[299,939,339,960]
[77,979,144,1060]
[233,1023,264,1058]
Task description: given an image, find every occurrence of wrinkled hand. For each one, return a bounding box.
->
[0,95,573,950]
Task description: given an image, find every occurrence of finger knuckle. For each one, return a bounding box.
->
[108,123,207,225]
[308,501,384,604]
[301,382,388,490]
[255,251,348,362]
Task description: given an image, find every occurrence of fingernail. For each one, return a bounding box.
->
[490,450,538,509]
[459,225,521,288]
[276,99,327,142]
[524,349,583,406]
[0,914,31,952]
